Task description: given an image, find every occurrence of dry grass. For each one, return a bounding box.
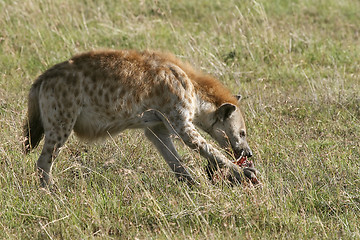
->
[0,0,359,239]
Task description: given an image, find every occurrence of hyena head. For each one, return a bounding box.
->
[208,102,252,160]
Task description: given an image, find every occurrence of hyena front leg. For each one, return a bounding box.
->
[144,124,196,186]
[173,122,245,183]
[141,109,244,183]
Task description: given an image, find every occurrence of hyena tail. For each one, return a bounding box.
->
[23,78,44,154]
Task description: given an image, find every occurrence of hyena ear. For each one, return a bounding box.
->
[234,94,242,102]
[216,103,237,121]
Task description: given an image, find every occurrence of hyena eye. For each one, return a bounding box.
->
[240,130,246,137]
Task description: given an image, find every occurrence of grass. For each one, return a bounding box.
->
[1,0,359,239]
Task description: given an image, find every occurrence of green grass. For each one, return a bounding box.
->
[1,0,359,239]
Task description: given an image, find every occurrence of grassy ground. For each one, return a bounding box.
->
[1,0,359,239]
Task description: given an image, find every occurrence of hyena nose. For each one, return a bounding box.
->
[244,148,253,158]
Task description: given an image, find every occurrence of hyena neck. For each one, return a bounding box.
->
[191,75,238,132]
[193,95,218,132]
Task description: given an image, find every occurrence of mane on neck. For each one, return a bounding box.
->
[149,50,238,107]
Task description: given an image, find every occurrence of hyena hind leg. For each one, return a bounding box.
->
[36,125,74,188]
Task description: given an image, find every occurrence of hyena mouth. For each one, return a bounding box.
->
[224,146,244,162]
[234,150,243,160]
[233,145,253,159]
[233,148,245,161]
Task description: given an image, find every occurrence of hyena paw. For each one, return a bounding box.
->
[243,167,259,185]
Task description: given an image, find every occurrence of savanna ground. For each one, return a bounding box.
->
[1,0,359,239]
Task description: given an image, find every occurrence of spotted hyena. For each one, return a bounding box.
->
[23,49,255,187]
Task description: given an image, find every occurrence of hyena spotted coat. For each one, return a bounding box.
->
[23,49,254,187]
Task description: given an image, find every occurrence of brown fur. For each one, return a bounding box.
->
[72,50,238,107]
[152,51,238,106]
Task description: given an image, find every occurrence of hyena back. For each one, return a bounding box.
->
[23,49,253,187]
